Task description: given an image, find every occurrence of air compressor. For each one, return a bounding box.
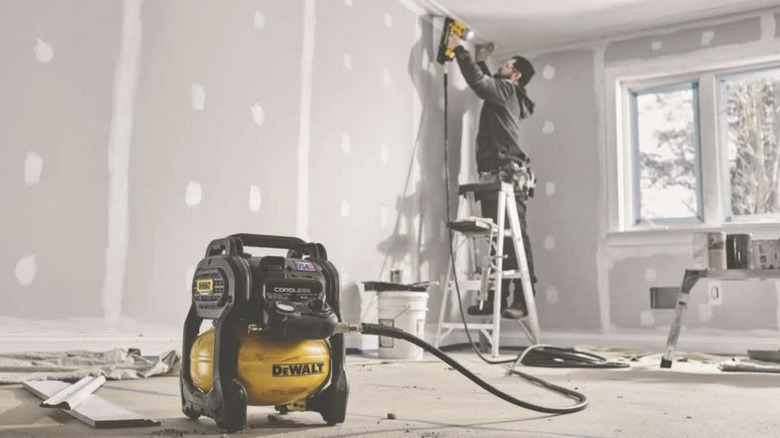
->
[181,233,588,433]
[180,233,348,432]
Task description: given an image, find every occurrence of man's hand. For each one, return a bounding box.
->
[447,32,464,50]
[475,42,495,63]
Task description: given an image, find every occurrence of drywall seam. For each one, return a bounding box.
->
[760,11,777,40]
[594,44,611,333]
[296,0,316,241]
[102,0,142,323]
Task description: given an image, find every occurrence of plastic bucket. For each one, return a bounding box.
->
[377,291,429,360]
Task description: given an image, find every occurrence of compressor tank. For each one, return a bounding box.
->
[191,327,331,406]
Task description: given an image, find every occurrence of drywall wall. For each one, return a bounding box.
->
[0,0,122,319]
[604,17,761,63]
[515,7,780,341]
[517,50,603,331]
[0,0,471,346]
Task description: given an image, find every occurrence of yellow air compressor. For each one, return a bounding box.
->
[190,327,331,406]
[180,234,348,432]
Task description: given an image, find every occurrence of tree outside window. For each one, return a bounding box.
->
[722,69,780,218]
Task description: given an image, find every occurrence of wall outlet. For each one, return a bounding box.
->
[708,280,723,306]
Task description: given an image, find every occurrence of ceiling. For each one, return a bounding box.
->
[426,0,780,54]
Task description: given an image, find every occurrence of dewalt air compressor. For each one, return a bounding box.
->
[181,233,589,433]
[180,233,348,432]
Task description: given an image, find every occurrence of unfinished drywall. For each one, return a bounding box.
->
[604,17,761,63]
[122,0,307,323]
[0,0,122,319]
[519,7,780,342]
[516,49,603,331]
[0,0,467,346]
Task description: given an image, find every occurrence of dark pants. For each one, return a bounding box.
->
[479,193,537,310]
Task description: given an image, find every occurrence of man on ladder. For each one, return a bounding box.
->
[447,34,538,320]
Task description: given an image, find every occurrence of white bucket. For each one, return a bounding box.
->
[377,291,429,360]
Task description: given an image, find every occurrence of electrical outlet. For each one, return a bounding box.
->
[708,280,723,306]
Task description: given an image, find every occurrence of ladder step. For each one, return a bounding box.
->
[440,323,497,329]
[445,270,525,286]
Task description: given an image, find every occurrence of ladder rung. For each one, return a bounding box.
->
[458,182,502,195]
[446,279,482,286]
[445,271,525,282]
[501,270,524,279]
[440,323,497,329]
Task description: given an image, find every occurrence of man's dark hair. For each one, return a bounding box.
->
[512,56,535,87]
[512,55,535,119]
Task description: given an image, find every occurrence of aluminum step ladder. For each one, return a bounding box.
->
[434,181,541,357]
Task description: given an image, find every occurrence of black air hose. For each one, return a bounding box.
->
[359,323,587,415]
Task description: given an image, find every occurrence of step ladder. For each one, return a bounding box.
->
[434,181,541,357]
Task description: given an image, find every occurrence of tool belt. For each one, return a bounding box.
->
[479,161,536,198]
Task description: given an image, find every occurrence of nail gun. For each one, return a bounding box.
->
[436,17,475,65]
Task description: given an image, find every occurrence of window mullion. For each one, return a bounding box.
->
[698,73,723,226]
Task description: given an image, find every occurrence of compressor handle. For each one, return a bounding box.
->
[230,233,307,251]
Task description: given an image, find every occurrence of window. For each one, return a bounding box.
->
[631,83,701,224]
[618,62,780,230]
[720,68,780,219]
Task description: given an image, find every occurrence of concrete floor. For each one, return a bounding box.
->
[0,350,778,438]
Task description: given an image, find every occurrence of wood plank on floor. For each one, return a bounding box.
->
[22,380,160,429]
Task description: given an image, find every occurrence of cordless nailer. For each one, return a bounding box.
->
[436,17,475,64]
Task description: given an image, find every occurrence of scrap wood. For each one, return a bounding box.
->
[39,375,106,410]
[718,357,780,373]
[23,380,160,428]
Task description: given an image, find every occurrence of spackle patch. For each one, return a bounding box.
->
[249,185,262,212]
[185,181,202,206]
[545,285,558,304]
[251,103,265,126]
[542,65,555,80]
[191,84,205,110]
[253,11,266,29]
[34,38,53,63]
[341,134,351,153]
[15,255,37,287]
[545,182,556,197]
[24,152,43,185]
[700,31,715,46]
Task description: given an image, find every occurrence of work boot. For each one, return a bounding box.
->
[467,303,495,316]
[501,303,527,319]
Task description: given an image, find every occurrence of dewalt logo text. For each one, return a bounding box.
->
[272,362,325,377]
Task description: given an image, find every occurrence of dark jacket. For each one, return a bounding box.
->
[454,46,527,173]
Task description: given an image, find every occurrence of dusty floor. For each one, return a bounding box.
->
[0,350,778,438]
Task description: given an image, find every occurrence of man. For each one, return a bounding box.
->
[449,35,537,320]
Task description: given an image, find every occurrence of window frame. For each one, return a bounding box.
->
[607,53,780,244]
[629,81,704,226]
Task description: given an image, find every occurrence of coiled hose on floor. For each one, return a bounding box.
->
[358,322,588,415]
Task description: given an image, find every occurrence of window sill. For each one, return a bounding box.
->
[607,221,780,248]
